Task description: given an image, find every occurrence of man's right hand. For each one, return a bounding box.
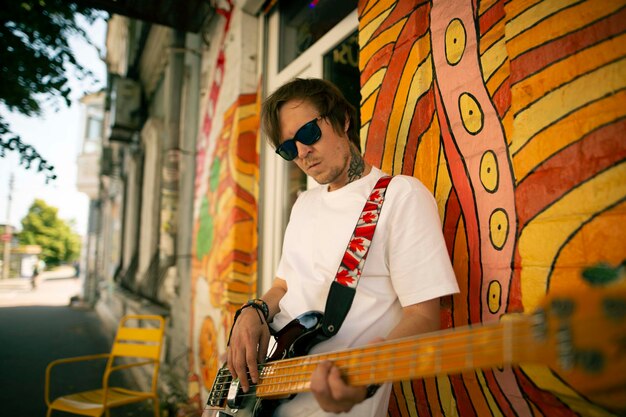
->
[226,307,271,392]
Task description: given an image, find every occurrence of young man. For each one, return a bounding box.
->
[227,78,459,416]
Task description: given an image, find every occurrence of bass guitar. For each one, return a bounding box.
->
[203,278,626,417]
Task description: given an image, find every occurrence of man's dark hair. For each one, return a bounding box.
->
[261,78,360,152]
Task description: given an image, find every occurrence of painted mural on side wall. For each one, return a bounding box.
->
[359,0,625,416]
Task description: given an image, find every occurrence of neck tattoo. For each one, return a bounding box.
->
[347,145,365,184]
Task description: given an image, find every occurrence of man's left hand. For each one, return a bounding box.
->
[310,360,368,413]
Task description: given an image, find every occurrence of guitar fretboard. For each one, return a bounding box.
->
[254,315,537,397]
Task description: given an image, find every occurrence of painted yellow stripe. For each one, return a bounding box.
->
[360,87,380,125]
[360,6,394,46]
[401,380,419,417]
[519,161,626,311]
[508,0,625,59]
[360,0,396,27]
[507,0,582,39]
[413,114,440,193]
[485,59,509,97]
[479,0,499,16]
[510,57,626,154]
[514,32,626,110]
[361,68,386,105]
[481,37,507,82]
[504,0,543,21]
[476,370,505,417]
[360,122,370,152]
[393,50,434,174]
[383,36,429,173]
[520,365,616,417]
[434,145,452,224]
[437,375,459,416]
[513,89,626,182]
[360,18,406,70]
[479,18,505,55]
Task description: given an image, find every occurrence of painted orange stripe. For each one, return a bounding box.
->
[423,377,444,416]
[514,32,626,110]
[382,34,428,173]
[461,371,493,417]
[361,18,406,72]
[513,89,626,181]
[412,114,440,192]
[452,216,470,328]
[360,0,395,27]
[480,18,505,55]
[486,60,508,97]
[507,0,625,60]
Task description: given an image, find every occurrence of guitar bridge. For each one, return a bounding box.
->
[206,366,232,408]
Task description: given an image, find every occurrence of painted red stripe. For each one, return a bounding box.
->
[483,370,516,416]
[368,0,428,41]
[365,4,431,167]
[510,7,626,85]
[516,118,626,230]
[435,83,483,325]
[449,374,477,417]
[478,0,504,35]
[514,367,578,417]
[411,379,433,417]
[491,76,511,118]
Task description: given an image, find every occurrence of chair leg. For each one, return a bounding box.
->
[46,407,52,417]
[153,397,160,417]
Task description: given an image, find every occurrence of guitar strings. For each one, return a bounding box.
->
[207,321,543,397]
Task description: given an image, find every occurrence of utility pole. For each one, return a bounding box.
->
[2,173,15,280]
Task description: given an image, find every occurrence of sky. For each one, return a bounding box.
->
[0,17,107,237]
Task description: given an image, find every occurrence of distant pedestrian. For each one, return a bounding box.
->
[31,263,40,290]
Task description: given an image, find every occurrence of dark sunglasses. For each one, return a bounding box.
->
[275,117,322,161]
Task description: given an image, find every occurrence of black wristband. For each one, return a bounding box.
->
[243,298,269,321]
[365,384,381,399]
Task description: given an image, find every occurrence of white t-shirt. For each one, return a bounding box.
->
[272,167,459,417]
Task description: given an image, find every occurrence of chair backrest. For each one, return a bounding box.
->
[106,315,166,391]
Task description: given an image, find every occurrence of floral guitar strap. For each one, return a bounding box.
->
[321,175,393,337]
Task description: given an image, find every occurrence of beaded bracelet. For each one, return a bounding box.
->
[226,299,269,346]
[242,298,269,321]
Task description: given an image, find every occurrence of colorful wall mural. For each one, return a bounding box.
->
[359,0,626,416]
[188,0,624,415]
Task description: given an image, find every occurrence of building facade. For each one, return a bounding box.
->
[90,0,626,415]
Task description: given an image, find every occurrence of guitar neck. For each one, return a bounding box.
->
[255,315,540,398]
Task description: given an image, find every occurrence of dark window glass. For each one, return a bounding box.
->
[324,30,360,131]
[279,0,357,70]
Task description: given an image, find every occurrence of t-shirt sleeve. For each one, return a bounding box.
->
[385,177,459,306]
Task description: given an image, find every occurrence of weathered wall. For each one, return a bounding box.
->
[188,0,260,407]
[359,0,625,415]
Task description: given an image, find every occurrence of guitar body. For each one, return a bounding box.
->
[204,310,329,417]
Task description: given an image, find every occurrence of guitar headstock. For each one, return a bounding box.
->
[532,264,626,411]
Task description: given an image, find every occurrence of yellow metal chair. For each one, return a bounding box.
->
[45,314,166,417]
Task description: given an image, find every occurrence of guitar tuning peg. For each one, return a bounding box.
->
[550,298,575,319]
[582,262,625,286]
[575,350,605,373]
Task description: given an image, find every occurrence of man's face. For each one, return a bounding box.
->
[278,99,351,190]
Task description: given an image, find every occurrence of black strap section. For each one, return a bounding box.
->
[321,281,356,337]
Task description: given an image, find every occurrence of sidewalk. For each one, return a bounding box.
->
[0,268,153,416]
